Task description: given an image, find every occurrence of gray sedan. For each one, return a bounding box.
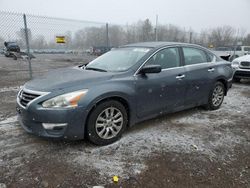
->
[16,42,233,145]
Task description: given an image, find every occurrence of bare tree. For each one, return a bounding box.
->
[84,27,106,47]
[243,34,250,45]
[208,25,236,47]
[31,20,250,51]
[73,29,86,49]
[108,25,125,47]
[65,31,73,49]
[31,35,46,49]
[143,19,154,41]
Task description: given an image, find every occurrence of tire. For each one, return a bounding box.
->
[86,100,128,145]
[233,77,241,83]
[205,82,225,110]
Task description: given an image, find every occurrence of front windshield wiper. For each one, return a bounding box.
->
[85,67,107,72]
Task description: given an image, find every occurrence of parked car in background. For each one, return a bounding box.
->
[214,46,250,61]
[16,42,233,145]
[213,47,231,61]
[3,42,20,57]
[231,55,250,82]
[90,46,112,56]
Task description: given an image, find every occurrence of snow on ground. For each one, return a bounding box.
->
[66,84,250,178]
[0,83,249,184]
[0,86,19,93]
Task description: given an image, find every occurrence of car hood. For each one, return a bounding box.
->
[233,55,250,62]
[24,67,114,92]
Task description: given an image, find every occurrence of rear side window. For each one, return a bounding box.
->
[183,47,208,65]
[207,52,217,62]
[146,47,180,69]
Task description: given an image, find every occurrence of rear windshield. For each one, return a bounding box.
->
[244,47,250,51]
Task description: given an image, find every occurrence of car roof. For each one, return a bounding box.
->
[120,41,202,49]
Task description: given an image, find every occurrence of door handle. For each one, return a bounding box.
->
[208,68,215,72]
[176,74,185,79]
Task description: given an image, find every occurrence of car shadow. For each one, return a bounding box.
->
[125,107,203,135]
[233,79,250,85]
[31,106,203,148]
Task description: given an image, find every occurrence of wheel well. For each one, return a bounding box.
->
[217,79,227,95]
[84,96,130,136]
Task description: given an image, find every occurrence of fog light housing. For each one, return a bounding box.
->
[42,123,67,130]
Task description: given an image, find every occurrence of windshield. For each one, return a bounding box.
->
[85,47,151,72]
[7,42,18,46]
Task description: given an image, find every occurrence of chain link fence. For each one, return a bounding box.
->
[1,11,242,87]
[0,11,30,86]
[0,11,108,86]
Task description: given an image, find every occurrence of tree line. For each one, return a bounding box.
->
[64,19,250,49]
[1,19,250,50]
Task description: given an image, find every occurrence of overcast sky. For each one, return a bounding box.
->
[0,0,250,33]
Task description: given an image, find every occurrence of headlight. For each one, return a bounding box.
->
[42,90,88,108]
[231,61,239,68]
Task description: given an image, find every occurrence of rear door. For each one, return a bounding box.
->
[135,47,186,118]
[181,47,215,107]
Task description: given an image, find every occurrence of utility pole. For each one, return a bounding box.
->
[189,32,193,43]
[155,15,158,41]
[106,23,109,48]
[232,28,240,60]
[23,14,32,79]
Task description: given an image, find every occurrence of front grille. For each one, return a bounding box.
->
[19,90,40,107]
[240,61,250,69]
[234,70,250,78]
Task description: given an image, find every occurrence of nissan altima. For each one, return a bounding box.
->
[16,42,233,145]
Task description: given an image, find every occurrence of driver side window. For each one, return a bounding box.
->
[146,47,180,69]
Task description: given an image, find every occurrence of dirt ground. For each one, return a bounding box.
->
[0,54,249,188]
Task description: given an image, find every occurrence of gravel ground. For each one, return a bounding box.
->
[0,55,249,188]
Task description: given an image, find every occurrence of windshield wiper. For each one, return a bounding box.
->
[85,67,107,72]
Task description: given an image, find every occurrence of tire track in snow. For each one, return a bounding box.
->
[0,86,20,93]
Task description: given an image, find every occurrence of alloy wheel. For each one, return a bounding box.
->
[95,107,124,140]
[212,85,224,107]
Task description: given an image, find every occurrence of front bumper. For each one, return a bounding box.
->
[16,102,87,140]
[233,68,250,79]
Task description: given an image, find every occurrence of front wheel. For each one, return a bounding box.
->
[205,82,225,110]
[86,100,128,145]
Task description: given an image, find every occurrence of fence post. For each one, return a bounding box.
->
[155,14,158,41]
[106,23,109,48]
[23,14,32,79]
[189,32,193,43]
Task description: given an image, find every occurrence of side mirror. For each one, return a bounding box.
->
[140,65,162,74]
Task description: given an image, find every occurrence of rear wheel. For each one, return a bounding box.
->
[205,82,225,110]
[86,100,128,145]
